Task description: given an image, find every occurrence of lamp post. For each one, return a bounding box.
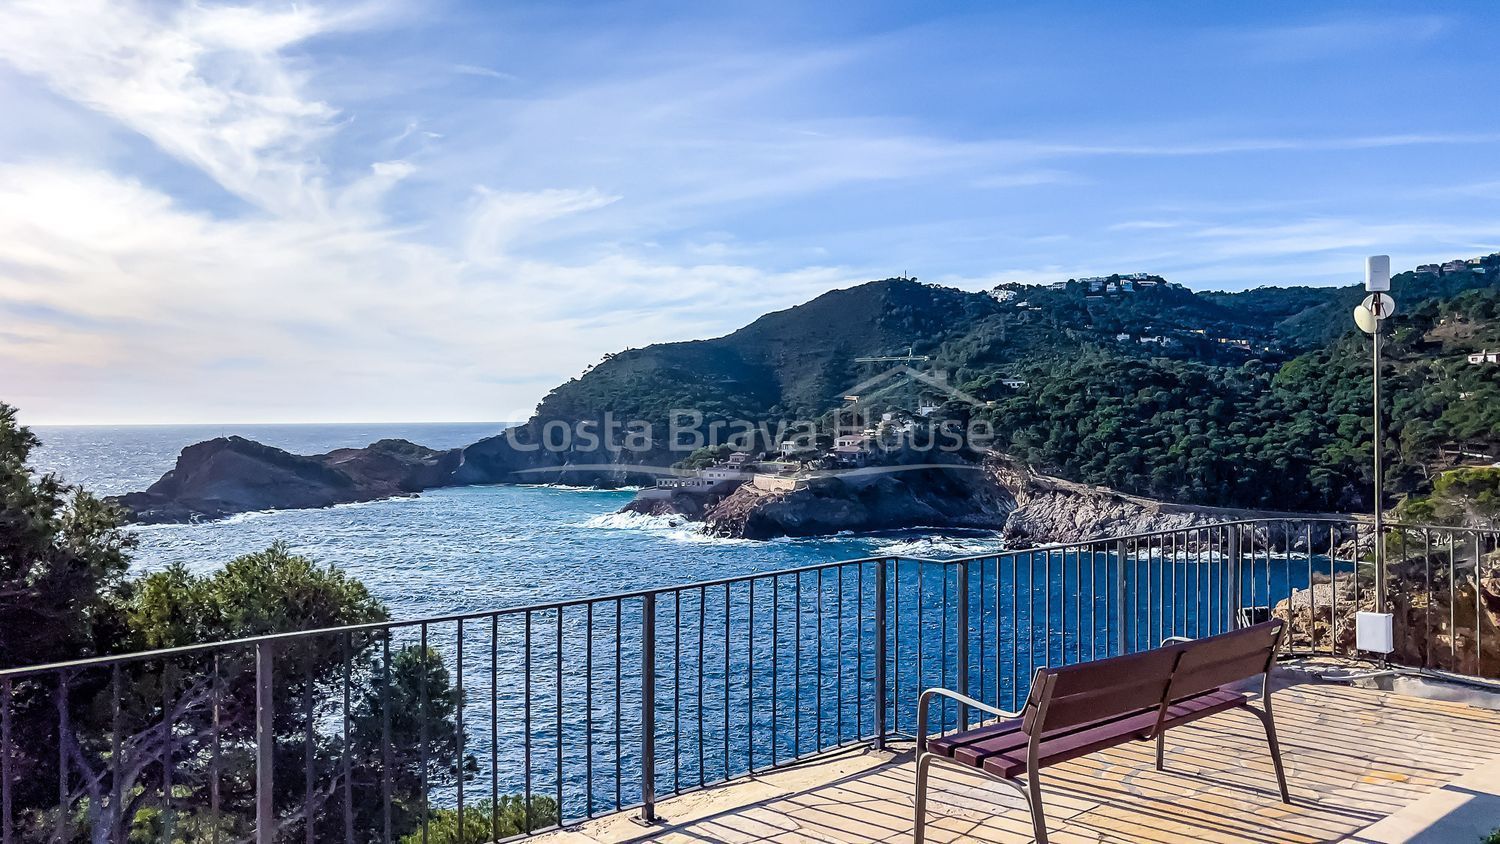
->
[1362,255,1392,612]
[1354,256,1395,656]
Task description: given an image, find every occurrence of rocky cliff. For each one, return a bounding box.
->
[1275,548,1500,679]
[112,436,462,523]
[613,457,1311,543]
[701,465,1016,540]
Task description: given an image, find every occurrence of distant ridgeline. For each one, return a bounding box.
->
[459,255,1500,514]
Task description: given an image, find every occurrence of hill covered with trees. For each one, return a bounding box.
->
[500,256,1500,515]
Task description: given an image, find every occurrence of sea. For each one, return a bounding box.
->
[29,422,1010,622]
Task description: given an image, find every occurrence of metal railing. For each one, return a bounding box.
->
[0,517,1494,842]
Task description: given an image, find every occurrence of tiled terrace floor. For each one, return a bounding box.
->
[541,679,1500,843]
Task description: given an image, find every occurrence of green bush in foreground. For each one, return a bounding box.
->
[401,797,561,844]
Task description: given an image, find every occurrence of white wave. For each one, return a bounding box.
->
[577,510,761,545]
[519,483,642,493]
[580,510,690,531]
[874,533,1007,558]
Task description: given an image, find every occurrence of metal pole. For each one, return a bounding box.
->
[1373,319,1387,614]
[255,642,275,844]
[1115,540,1128,655]
[955,561,969,728]
[872,560,888,751]
[639,594,657,824]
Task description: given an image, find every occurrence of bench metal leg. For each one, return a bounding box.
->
[913,752,933,843]
[1025,772,1050,844]
[1155,731,1166,771]
[1250,705,1291,804]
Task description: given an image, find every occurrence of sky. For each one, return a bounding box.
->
[1,0,1498,425]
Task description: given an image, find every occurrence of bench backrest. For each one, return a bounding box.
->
[1024,619,1284,738]
[1021,647,1179,734]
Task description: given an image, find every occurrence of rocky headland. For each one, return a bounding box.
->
[112,436,463,523]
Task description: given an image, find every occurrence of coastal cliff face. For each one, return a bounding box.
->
[614,457,1297,543]
[112,436,461,523]
[992,464,1233,546]
[702,467,1016,540]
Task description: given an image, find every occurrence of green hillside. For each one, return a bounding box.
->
[518,258,1500,513]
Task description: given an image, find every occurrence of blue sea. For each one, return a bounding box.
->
[29,422,1011,621]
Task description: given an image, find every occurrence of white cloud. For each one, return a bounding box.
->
[0,0,368,216]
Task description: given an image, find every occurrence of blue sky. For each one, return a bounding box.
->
[1,0,1498,424]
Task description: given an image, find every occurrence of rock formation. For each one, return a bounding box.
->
[1275,546,1500,678]
[112,436,462,523]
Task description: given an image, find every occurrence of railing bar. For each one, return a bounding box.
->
[112,662,127,844]
[556,607,564,820]
[939,562,947,728]
[1027,550,1036,696]
[977,559,987,708]
[614,600,622,813]
[994,558,1003,705]
[1423,530,1432,669]
[836,566,844,745]
[491,614,500,839]
[456,619,466,831]
[2,678,11,844]
[341,633,352,844]
[772,574,780,765]
[673,591,681,793]
[586,601,594,816]
[893,560,901,736]
[382,633,392,844]
[1089,545,1098,660]
[1075,545,1083,662]
[56,674,69,844]
[640,594,657,823]
[872,559,888,751]
[419,623,430,844]
[795,571,803,759]
[1450,540,1457,664]
[723,581,730,780]
[523,611,532,835]
[304,659,315,844]
[161,665,174,843]
[1264,528,1272,625]
[748,578,757,771]
[1010,554,1018,710]
[816,568,824,749]
[1475,530,1483,674]
[697,586,706,789]
[636,593,654,821]
[857,564,866,740]
[1303,524,1313,650]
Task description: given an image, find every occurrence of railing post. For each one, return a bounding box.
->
[873,559,888,751]
[955,561,970,728]
[1229,526,1244,629]
[255,641,275,844]
[1115,540,1128,655]
[639,593,657,824]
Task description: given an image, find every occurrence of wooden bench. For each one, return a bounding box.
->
[914,620,1289,843]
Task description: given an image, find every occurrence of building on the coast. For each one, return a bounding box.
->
[1468,350,1499,365]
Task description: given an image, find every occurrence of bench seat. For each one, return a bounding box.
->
[925,686,1249,778]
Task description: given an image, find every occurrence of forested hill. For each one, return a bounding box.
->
[498,256,1500,513]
